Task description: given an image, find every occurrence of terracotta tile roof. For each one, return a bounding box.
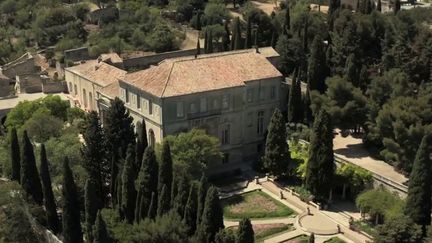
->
[100,80,119,98]
[121,50,282,98]
[99,53,123,64]
[66,60,126,87]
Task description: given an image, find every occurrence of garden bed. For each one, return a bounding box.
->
[324,237,347,243]
[222,190,295,219]
[228,223,294,242]
[283,234,310,243]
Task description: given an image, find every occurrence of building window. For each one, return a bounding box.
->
[222,95,229,109]
[270,86,276,99]
[247,89,253,103]
[149,99,153,115]
[131,93,137,106]
[120,88,126,101]
[257,111,264,135]
[149,129,155,147]
[247,112,253,127]
[137,95,141,109]
[89,92,93,110]
[222,153,229,164]
[259,87,265,101]
[68,82,72,93]
[212,98,219,110]
[200,98,207,112]
[125,90,130,103]
[221,124,230,145]
[190,103,197,114]
[177,102,184,117]
[74,84,77,95]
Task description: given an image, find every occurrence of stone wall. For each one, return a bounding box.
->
[64,47,90,62]
[42,80,67,94]
[1,54,38,79]
[123,49,199,70]
[15,74,44,93]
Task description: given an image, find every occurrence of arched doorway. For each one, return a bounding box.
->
[148,129,155,148]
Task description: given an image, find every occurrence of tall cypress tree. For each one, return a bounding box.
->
[157,184,170,216]
[197,186,224,243]
[196,173,208,227]
[208,30,214,54]
[287,70,303,124]
[305,109,335,201]
[104,97,135,159]
[62,157,83,243]
[263,109,291,177]
[81,111,107,208]
[376,0,382,12]
[39,144,60,234]
[283,3,290,34]
[110,153,119,207]
[93,211,112,243]
[204,30,208,54]
[10,127,20,182]
[147,192,157,219]
[394,0,401,14]
[303,87,313,125]
[135,147,158,222]
[237,218,254,243]
[223,20,231,51]
[245,16,252,49]
[21,130,43,204]
[307,35,327,93]
[196,36,201,55]
[405,134,432,229]
[121,145,137,223]
[158,141,173,201]
[183,184,198,236]
[174,175,190,217]
[85,179,101,242]
[232,17,242,51]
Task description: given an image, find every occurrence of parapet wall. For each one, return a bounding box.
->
[123,49,199,70]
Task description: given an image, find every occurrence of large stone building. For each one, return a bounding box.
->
[66,49,284,173]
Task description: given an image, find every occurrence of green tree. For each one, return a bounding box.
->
[287,70,303,123]
[135,147,158,222]
[39,144,60,234]
[81,111,107,207]
[377,0,382,11]
[215,229,236,243]
[404,134,432,228]
[375,215,422,243]
[307,35,327,92]
[237,218,254,243]
[276,35,304,75]
[344,53,359,86]
[21,130,43,204]
[263,109,291,177]
[93,211,112,243]
[10,127,20,182]
[158,141,173,205]
[121,145,137,224]
[147,192,157,219]
[62,157,83,243]
[133,211,188,242]
[157,184,170,216]
[183,183,198,236]
[85,179,101,242]
[146,24,176,53]
[231,17,242,50]
[173,175,190,217]
[245,16,252,49]
[309,233,315,243]
[197,186,224,243]
[196,174,209,227]
[305,110,334,201]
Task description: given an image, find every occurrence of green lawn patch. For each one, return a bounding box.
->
[228,223,294,243]
[324,237,347,243]
[222,190,295,219]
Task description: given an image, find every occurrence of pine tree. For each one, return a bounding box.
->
[20,130,43,204]
[10,127,20,182]
[345,53,359,86]
[287,70,303,123]
[305,109,335,201]
[158,141,173,202]
[135,146,158,222]
[85,179,101,242]
[104,97,135,159]
[197,186,224,243]
[263,109,291,177]
[174,175,190,217]
[309,233,315,243]
[405,134,432,229]
[377,0,382,12]
[93,211,112,243]
[196,173,208,227]
[81,111,107,208]
[245,16,252,49]
[62,157,83,243]
[147,192,157,219]
[39,144,60,234]
[183,184,198,236]
[237,218,254,243]
[307,35,327,93]
[157,184,170,216]
[121,145,137,223]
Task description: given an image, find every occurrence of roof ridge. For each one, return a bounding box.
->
[160,61,176,97]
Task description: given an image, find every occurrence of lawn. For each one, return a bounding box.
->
[325,237,347,243]
[283,234,310,243]
[228,223,294,242]
[222,190,295,219]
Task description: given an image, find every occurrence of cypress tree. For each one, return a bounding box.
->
[204,30,208,53]
[394,0,401,14]
[245,16,252,49]
[287,70,303,124]
[232,17,242,50]
[309,233,315,243]
[197,186,224,243]
[81,111,107,208]
[196,36,201,55]
[270,30,278,48]
[208,30,214,54]
[307,35,327,93]
[263,109,291,177]
[10,127,20,182]
[39,144,60,234]
[223,20,231,51]
[196,173,208,226]
[303,18,309,52]
[303,88,313,125]
[135,146,158,222]
[110,153,119,207]
[21,130,43,204]
[237,218,254,243]
[93,211,112,243]
[404,134,432,229]
[136,119,148,166]
[62,157,83,243]
[147,192,157,219]
[85,179,101,242]
[284,3,290,34]
[104,97,135,159]
[377,0,382,12]
[174,175,190,217]
[157,184,170,216]
[121,145,137,223]
[183,184,198,236]
[158,141,173,202]
[305,109,335,201]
